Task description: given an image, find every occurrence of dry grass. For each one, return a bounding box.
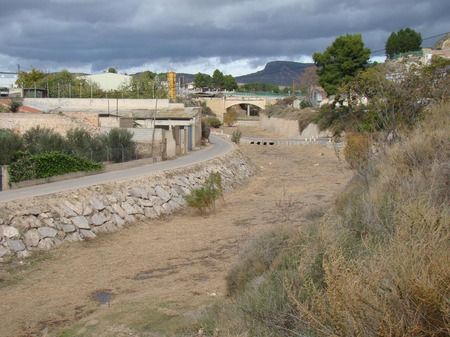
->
[204,101,450,337]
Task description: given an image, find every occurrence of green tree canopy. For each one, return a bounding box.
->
[16,68,46,88]
[194,73,212,88]
[212,69,225,89]
[107,67,117,73]
[313,34,371,95]
[385,28,422,59]
[223,75,238,91]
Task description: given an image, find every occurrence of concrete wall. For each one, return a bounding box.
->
[260,113,331,139]
[24,98,171,113]
[0,149,253,260]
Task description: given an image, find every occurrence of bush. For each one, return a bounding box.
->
[0,129,23,165]
[223,110,237,126]
[343,132,371,171]
[206,116,222,128]
[10,100,22,113]
[231,129,242,144]
[8,151,102,183]
[300,100,313,109]
[22,126,68,154]
[104,128,136,163]
[66,128,105,162]
[201,119,211,140]
[226,229,291,296]
[185,172,223,214]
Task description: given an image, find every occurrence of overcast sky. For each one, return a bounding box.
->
[0,0,448,75]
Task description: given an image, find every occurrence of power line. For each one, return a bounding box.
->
[371,31,449,55]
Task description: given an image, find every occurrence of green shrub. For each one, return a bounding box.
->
[10,100,22,112]
[231,129,242,144]
[185,172,223,214]
[104,128,136,163]
[8,152,102,183]
[201,119,211,140]
[22,126,68,154]
[0,129,23,165]
[66,128,106,162]
[206,116,222,128]
[300,100,313,109]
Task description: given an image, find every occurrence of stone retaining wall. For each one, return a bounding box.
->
[0,149,253,261]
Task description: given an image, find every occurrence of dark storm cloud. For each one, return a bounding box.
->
[0,0,449,73]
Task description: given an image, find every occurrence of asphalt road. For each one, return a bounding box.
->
[0,135,232,203]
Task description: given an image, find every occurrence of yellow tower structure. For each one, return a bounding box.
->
[167,71,177,100]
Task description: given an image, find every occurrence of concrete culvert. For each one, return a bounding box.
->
[263,142,267,145]
[269,142,275,145]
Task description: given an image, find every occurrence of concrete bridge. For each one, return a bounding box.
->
[200,96,277,119]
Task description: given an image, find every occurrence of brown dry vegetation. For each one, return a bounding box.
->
[0,142,351,337]
[202,102,450,337]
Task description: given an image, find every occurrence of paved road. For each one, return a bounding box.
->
[0,135,232,203]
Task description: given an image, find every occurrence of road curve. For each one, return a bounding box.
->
[0,135,233,203]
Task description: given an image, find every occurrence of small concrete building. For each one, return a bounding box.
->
[79,73,132,91]
[99,107,202,159]
[0,72,18,89]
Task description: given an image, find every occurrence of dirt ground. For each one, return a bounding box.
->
[0,143,351,337]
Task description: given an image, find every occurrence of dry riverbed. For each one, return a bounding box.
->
[0,144,351,337]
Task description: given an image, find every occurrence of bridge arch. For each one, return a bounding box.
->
[225,103,263,117]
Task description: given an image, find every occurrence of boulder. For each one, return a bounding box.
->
[91,213,107,226]
[0,246,10,257]
[24,229,40,247]
[38,227,58,239]
[7,239,26,252]
[129,187,148,199]
[0,226,20,238]
[155,186,171,202]
[38,238,54,250]
[62,224,76,233]
[63,201,83,215]
[65,232,82,242]
[144,207,158,219]
[71,216,90,229]
[90,197,105,211]
[113,214,125,227]
[80,229,96,240]
[111,204,127,218]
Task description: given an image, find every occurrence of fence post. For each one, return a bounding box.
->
[1,165,10,191]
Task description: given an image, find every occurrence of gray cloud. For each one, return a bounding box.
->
[0,0,448,74]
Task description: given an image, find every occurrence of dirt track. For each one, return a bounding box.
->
[0,144,351,337]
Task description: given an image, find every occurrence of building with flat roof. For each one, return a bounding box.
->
[0,72,18,89]
[79,73,132,91]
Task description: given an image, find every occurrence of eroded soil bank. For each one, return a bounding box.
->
[0,144,351,337]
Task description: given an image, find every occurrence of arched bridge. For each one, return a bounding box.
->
[200,96,277,119]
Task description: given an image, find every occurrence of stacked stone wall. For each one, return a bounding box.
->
[0,150,253,261]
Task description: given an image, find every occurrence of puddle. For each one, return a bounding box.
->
[91,290,113,305]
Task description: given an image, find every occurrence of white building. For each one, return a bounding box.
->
[79,73,132,91]
[0,72,18,89]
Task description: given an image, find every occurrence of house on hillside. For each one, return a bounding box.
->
[79,73,132,91]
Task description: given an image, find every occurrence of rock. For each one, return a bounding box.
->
[0,226,20,238]
[113,214,125,227]
[149,196,163,206]
[63,201,83,215]
[91,213,107,226]
[62,223,76,233]
[65,232,82,242]
[129,187,148,199]
[38,227,58,238]
[7,239,26,252]
[124,214,136,224]
[17,250,31,259]
[71,216,90,229]
[59,205,78,217]
[155,186,171,202]
[83,204,94,216]
[42,218,55,227]
[144,207,158,219]
[38,238,54,250]
[111,204,127,218]
[80,229,96,240]
[138,199,154,207]
[24,229,40,247]
[0,246,10,257]
[90,197,105,211]
[121,202,142,215]
[153,205,163,217]
[103,222,118,233]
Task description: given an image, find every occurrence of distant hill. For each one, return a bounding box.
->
[235,61,313,86]
[131,61,314,86]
